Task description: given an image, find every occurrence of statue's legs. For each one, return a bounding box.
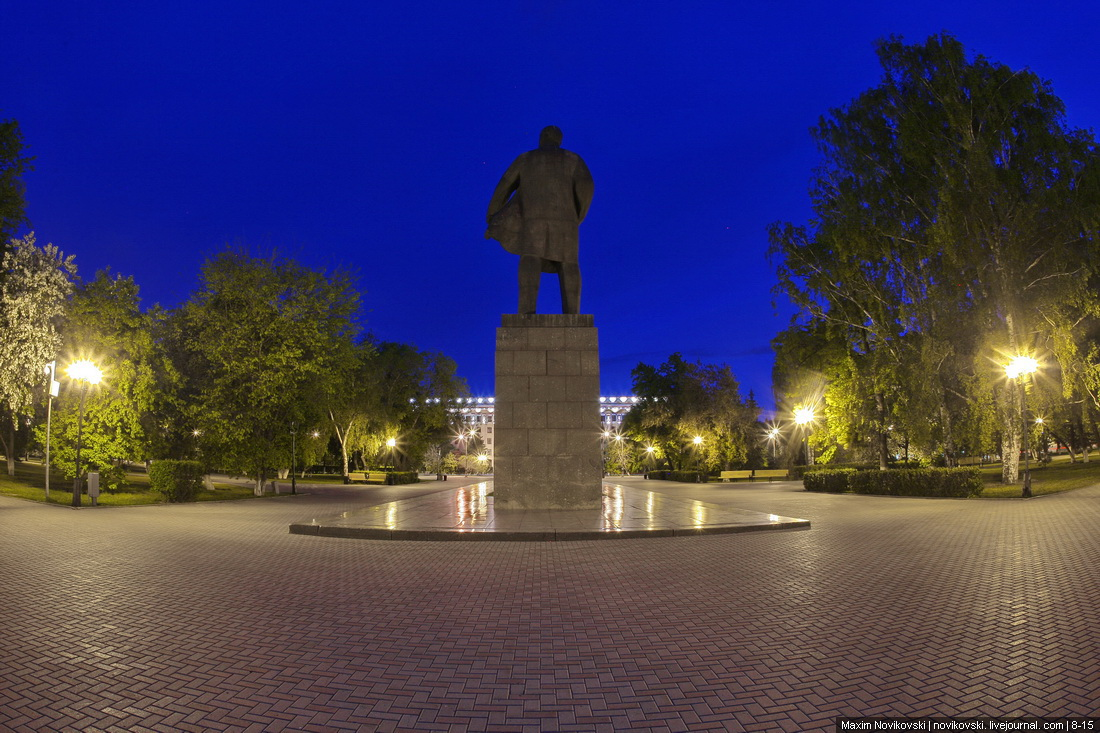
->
[559,262,581,314]
[518,255,541,314]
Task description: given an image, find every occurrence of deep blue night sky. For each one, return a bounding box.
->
[7,2,1100,413]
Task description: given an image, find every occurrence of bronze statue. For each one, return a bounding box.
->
[486,126,594,314]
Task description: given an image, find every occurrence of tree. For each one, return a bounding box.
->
[0,233,75,475]
[623,353,758,472]
[323,340,377,478]
[769,33,1100,482]
[179,250,361,494]
[345,341,468,473]
[0,119,33,253]
[40,271,174,488]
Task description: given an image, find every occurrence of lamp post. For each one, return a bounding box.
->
[290,422,297,495]
[766,426,781,463]
[386,437,397,471]
[691,435,704,477]
[1005,355,1039,497]
[43,361,60,500]
[65,360,102,508]
[794,406,816,466]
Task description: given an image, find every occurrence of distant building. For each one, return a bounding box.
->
[451,395,640,463]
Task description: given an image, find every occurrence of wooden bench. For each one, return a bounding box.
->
[752,469,789,481]
[347,471,388,484]
[957,457,984,466]
[719,470,753,482]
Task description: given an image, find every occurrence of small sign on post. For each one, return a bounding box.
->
[87,472,100,507]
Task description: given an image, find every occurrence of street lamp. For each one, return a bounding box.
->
[290,422,297,495]
[386,437,397,471]
[765,426,781,462]
[794,405,816,466]
[1005,355,1039,497]
[65,359,102,508]
[43,361,60,500]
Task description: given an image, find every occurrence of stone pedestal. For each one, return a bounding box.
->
[493,314,603,509]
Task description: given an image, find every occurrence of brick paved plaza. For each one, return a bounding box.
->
[1,478,1097,731]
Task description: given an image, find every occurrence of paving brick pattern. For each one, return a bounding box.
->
[1,478,1097,731]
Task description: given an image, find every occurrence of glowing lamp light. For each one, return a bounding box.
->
[66,360,102,385]
[386,438,397,448]
[794,406,815,426]
[1005,355,1039,379]
[692,436,703,445]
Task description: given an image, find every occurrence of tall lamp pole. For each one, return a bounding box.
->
[43,361,60,500]
[1005,355,1039,498]
[290,422,297,495]
[794,406,816,466]
[65,360,102,508]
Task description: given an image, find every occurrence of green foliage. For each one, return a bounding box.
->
[0,119,33,247]
[385,470,419,485]
[623,353,759,472]
[1,233,76,474]
[803,468,858,493]
[848,468,984,497]
[178,249,361,494]
[669,470,707,483]
[769,33,1100,481]
[149,459,203,502]
[338,340,468,474]
[36,271,170,486]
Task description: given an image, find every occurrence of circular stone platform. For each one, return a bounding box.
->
[289,482,810,541]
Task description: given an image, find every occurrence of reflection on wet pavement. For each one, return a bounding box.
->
[291,481,809,541]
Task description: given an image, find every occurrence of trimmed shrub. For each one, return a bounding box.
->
[386,471,420,486]
[669,470,707,483]
[848,468,983,497]
[803,468,858,493]
[149,460,204,502]
[642,470,708,482]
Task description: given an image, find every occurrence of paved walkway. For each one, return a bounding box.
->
[290,481,809,540]
[1,477,1097,731]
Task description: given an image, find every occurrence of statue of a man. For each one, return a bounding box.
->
[486,126,594,314]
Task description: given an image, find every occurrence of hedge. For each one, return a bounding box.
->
[803,468,858,492]
[386,471,420,485]
[149,460,204,502]
[847,468,983,497]
[643,470,707,482]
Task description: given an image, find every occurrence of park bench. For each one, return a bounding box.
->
[719,470,753,482]
[346,471,388,484]
[752,469,789,481]
[957,456,984,466]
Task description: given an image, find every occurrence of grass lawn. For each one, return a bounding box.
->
[978,455,1100,498]
[0,461,264,506]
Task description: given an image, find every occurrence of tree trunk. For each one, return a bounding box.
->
[1001,384,1022,484]
[874,392,889,470]
[1079,417,1092,463]
[939,402,958,468]
[2,420,14,476]
[329,411,352,478]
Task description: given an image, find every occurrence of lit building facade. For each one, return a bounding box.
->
[452,396,640,463]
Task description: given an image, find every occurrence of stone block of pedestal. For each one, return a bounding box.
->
[493,314,602,509]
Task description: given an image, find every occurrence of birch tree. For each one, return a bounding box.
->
[0,233,75,474]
